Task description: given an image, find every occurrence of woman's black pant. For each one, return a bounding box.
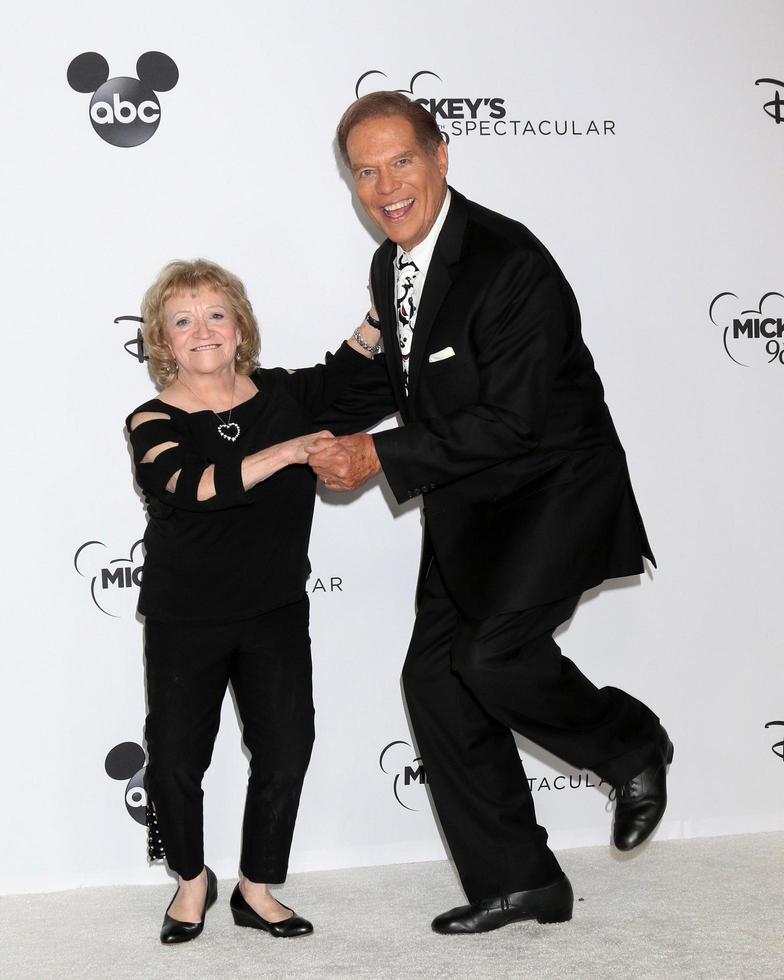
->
[143,597,314,882]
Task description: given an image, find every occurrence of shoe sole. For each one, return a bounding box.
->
[433,907,573,934]
[231,907,312,937]
[536,907,573,924]
[431,909,572,936]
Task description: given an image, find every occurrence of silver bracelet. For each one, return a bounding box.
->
[353,325,383,355]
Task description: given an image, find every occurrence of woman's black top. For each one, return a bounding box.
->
[126,343,371,625]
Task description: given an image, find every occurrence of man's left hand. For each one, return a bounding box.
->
[306,433,382,491]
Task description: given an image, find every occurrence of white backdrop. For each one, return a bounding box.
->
[2,0,783,895]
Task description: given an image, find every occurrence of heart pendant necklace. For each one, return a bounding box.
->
[178,375,241,442]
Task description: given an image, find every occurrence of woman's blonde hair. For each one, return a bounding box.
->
[142,258,260,386]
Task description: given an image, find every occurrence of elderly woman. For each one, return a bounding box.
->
[126,259,381,944]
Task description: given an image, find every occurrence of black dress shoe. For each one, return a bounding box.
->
[230,883,313,937]
[612,728,674,851]
[160,866,218,945]
[431,875,573,935]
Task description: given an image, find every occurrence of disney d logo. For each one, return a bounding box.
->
[115,315,147,362]
[755,78,784,125]
[379,740,428,811]
[765,721,784,762]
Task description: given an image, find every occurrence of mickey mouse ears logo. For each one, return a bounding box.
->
[67,51,178,147]
[379,739,428,811]
[105,742,147,825]
[355,70,442,100]
[74,539,145,617]
[709,291,784,367]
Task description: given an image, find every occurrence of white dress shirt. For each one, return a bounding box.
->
[393,189,452,389]
[394,188,452,322]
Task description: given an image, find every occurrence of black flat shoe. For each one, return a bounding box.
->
[613,727,674,851]
[230,882,313,937]
[431,875,573,935]
[160,866,218,945]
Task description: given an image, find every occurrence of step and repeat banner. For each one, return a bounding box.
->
[2,0,783,894]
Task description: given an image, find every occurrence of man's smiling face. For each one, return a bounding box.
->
[347,113,448,252]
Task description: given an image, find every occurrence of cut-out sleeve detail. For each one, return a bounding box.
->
[128,418,179,464]
[129,411,171,429]
[126,408,250,512]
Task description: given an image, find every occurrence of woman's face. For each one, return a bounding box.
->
[162,286,241,379]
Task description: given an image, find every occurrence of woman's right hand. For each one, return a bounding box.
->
[284,430,334,465]
[241,431,334,491]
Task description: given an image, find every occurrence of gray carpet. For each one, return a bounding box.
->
[1,833,782,980]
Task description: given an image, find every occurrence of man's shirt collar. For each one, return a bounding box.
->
[395,188,452,275]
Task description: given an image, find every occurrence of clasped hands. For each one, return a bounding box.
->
[304,432,381,491]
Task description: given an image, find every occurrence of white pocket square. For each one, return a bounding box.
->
[428,346,456,363]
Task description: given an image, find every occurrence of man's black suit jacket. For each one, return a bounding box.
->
[324,187,654,619]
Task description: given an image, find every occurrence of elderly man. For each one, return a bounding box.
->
[309,92,672,934]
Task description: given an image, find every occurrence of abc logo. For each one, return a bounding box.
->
[105,742,147,826]
[67,51,178,147]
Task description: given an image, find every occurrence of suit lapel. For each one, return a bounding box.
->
[406,190,468,407]
[373,189,469,417]
[406,259,452,407]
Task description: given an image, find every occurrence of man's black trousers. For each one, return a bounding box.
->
[402,561,661,902]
